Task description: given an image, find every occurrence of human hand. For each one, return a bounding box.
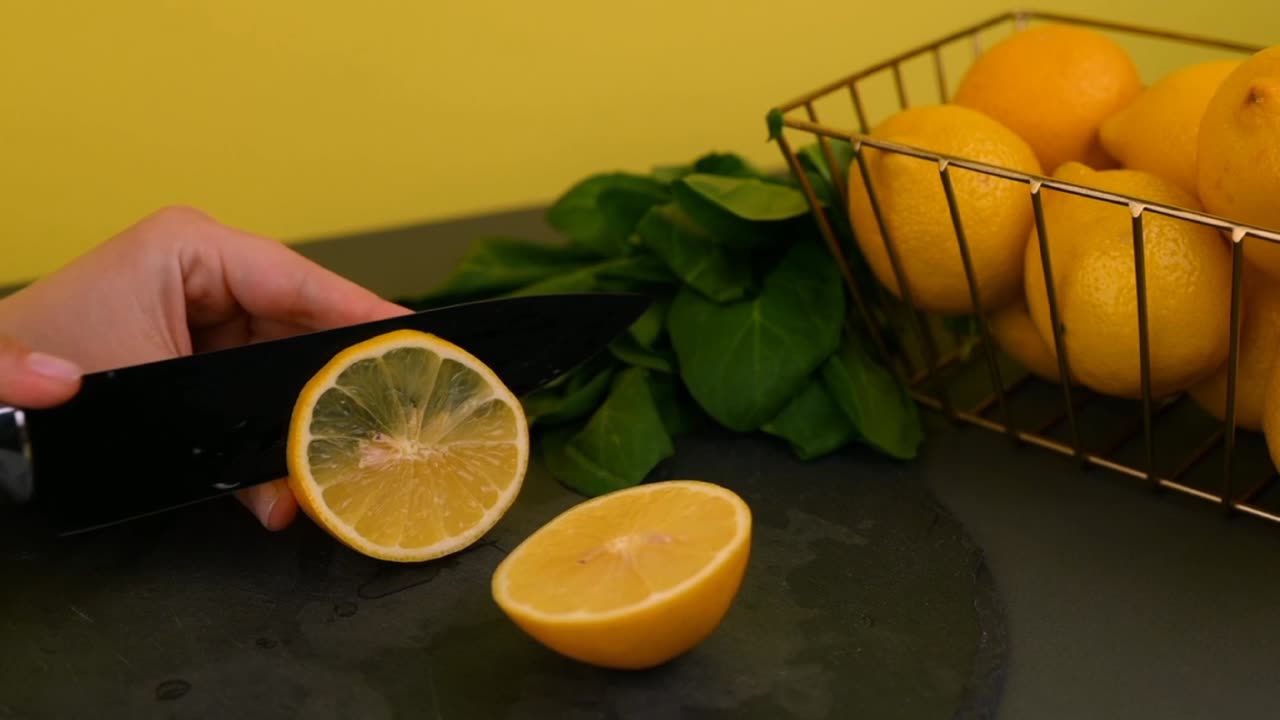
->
[0,206,411,530]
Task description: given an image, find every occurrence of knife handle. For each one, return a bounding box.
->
[0,406,33,505]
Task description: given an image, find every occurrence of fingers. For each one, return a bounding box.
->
[224,239,413,331]
[0,335,82,408]
[174,210,412,333]
[235,478,300,531]
[192,315,353,354]
[102,206,402,534]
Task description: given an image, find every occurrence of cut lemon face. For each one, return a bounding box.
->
[286,329,529,562]
[490,480,752,670]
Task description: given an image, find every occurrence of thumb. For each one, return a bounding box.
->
[0,335,83,408]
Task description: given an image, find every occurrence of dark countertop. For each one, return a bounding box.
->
[4,207,1280,719]
[294,207,1280,720]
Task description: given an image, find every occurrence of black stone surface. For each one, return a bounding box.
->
[0,429,1004,719]
[9,206,1280,719]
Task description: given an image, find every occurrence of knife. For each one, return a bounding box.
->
[0,291,650,535]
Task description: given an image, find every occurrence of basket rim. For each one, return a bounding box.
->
[767,8,1279,243]
[772,8,1264,112]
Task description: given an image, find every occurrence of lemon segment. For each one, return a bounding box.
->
[286,329,529,563]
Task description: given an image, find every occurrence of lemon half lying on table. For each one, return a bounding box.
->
[491,479,753,670]
[286,329,529,563]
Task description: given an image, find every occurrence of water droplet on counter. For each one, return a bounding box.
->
[155,679,191,701]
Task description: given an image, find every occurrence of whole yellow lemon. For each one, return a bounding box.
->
[847,104,1042,316]
[1100,59,1241,196]
[1189,264,1280,431]
[988,298,1064,383]
[1024,162,1233,399]
[1260,359,1280,474]
[1198,46,1280,280]
[954,23,1143,174]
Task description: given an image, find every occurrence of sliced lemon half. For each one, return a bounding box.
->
[286,329,529,562]
[490,479,753,670]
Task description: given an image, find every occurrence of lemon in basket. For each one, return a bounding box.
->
[1100,59,1241,196]
[1189,265,1280,431]
[847,104,1042,316]
[1198,45,1280,278]
[1260,369,1280,473]
[286,329,530,562]
[953,23,1142,174]
[1024,162,1233,399]
[988,299,1063,383]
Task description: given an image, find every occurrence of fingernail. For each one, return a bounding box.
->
[255,484,281,528]
[26,352,82,380]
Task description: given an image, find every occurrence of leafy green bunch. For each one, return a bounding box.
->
[401,146,923,497]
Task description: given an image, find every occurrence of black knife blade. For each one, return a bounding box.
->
[0,292,650,535]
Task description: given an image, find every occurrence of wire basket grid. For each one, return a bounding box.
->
[769,9,1280,523]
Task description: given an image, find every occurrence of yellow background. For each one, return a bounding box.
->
[1,0,1273,286]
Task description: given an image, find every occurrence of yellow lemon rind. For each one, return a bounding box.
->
[286,328,530,563]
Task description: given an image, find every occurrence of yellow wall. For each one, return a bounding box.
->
[1,1,1272,286]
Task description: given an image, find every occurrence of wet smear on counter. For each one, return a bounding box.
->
[154,679,191,701]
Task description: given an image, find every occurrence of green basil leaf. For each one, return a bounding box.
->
[627,297,669,348]
[636,203,755,303]
[766,108,784,141]
[676,173,808,222]
[596,252,675,287]
[647,372,705,437]
[692,152,765,178]
[822,331,923,460]
[541,368,675,496]
[761,373,856,461]
[509,254,674,296]
[796,139,855,208]
[668,239,845,431]
[546,173,670,257]
[403,236,599,308]
[794,140,883,301]
[651,152,763,186]
[609,331,675,373]
[651,164,693,184]
[521,360,618,428]
[672,173,810,250]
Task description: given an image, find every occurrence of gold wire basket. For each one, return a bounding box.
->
[768,10,1280,522]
